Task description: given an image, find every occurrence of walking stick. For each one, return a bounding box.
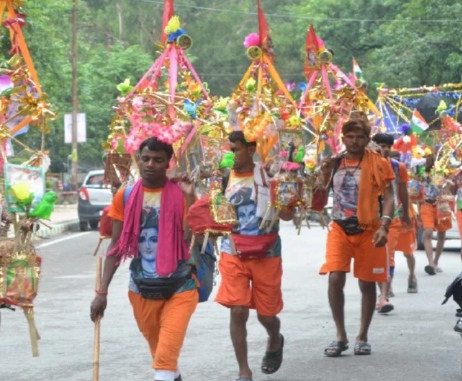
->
[93,256,102,381]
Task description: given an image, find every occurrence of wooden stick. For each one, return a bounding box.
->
[93,257,103,381]
[24,307,39,357]
[93,238,103,256]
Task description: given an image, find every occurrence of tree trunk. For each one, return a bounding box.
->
[116,2,123,40]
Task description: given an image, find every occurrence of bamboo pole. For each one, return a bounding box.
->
[92,256,102,381]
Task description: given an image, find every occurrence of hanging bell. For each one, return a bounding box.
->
[354,79,368,89]
[318,49,333,63]
[177,34,192,50]
[246,46,263,60]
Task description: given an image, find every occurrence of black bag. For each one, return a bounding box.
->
[132,275,191,300]
[442,271,462,309]
[334,216,364,235]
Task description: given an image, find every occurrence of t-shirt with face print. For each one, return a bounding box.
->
[220,171,281,257]
[109,187,193,294]
[331,157,394,220]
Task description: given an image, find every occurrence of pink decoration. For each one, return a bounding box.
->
[279,151,289,159]
[281,162,301,171]
[243,33,260,48]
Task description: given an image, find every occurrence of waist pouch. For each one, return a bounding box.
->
[132,274,191,300]
[232,233,278,260]
[334,216,365,236]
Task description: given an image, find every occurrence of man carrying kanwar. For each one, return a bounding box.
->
[372,133,415,312]
[90,137,197,381]
[319,116,395,357]
[215,131,294,381]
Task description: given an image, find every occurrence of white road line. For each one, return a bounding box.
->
[36,232,92,249]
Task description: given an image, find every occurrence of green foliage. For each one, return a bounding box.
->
[6,0,461,171]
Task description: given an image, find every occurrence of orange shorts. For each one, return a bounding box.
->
[419,203,452,232]
[395,226,416,255]
[319,222,388,282]
[215,254,283,316]
[386,219,401,268]
[457,210,462,238]
[129,289,198,372]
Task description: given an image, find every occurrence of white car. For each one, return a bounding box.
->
[77,170,112,231]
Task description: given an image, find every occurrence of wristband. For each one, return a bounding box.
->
[95,289,108,296]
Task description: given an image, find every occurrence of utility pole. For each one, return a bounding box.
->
[71,0,78,191]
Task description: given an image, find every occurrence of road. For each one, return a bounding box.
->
[1,222,462,381]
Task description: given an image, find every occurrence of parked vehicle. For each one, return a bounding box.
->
[416,223,460,250]
[77,170,112,231]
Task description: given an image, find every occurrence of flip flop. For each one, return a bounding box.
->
[324,340,349,357]
[236,378,253,381]
[424,265,436,275]
[354,342,371,355]
[261,334,284,374]
[407,279,418,293]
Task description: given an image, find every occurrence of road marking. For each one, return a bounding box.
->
[36,232,92,249]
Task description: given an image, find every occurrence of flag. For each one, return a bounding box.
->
[352,58,363,80]
[411,109,429,135]
[257,0,273,60]
[304,24,320,79]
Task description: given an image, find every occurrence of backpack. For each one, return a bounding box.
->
[442,272,462,310]
[191,241,217,302]
[124,185,216,302]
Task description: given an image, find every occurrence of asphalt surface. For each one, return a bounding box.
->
[1,223,462,381]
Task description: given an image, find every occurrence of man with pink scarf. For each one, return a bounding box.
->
[90,137,197,381]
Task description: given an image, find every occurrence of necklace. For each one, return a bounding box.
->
[343,156,362,176]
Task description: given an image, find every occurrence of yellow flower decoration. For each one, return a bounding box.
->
[11,181,33,203]
[165,16,180,35]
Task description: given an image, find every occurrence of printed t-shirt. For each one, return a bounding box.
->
[390,160,409,218]
[109,187,194,294]
[220,171,281,257]
[422,176,439,200]
[331,157,394,220]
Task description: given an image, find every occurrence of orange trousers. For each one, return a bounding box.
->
[128,289,198,372]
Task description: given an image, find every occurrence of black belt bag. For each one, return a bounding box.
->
[334,216,365,236]
[133,275,191,300]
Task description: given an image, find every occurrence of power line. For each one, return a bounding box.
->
[138,0,461,24]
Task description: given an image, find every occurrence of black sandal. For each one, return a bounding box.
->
[324,340,349,357]
[261,334,284,374]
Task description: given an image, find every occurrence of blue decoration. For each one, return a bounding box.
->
[184,99,201,119]
[167,28,186,42]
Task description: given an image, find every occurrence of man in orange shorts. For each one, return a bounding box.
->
[216,131,294,381]
[90,138,198,381]
[395,211,418,293]
[319,118,395,357]
[453,169,462,262]
[419,159,452,275]
[372,133,413,311]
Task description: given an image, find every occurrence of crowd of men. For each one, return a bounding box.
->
[90,116,459,381]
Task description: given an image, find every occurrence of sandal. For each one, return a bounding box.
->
[324,340,349,357]
[424,265,436,275]
[407,278,418,293]
[354,342,371,355]
[261,334,284,374]
[236,378,253,381]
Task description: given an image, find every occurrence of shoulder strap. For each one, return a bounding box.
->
[222,173,230,194]
[328,157,343,190]
[123,185,134,205]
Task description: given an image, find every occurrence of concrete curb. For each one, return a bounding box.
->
[36,219,80,239]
